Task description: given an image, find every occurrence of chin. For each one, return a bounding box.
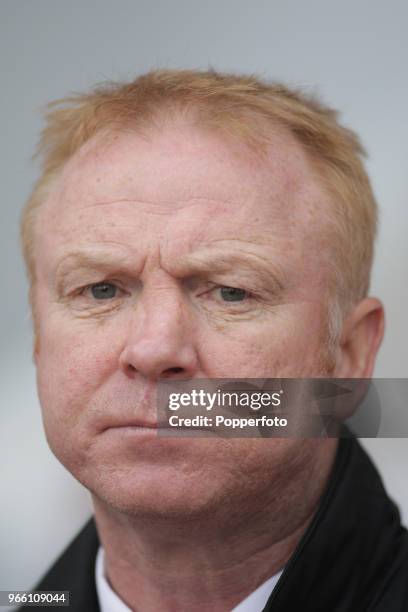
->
[84,465,223,522]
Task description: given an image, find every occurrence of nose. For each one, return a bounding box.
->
[118,286,199,381]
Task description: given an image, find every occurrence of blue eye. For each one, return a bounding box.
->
[220,287,248,302]
[90,283,117,300]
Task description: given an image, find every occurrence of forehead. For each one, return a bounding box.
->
[35,121,329,274]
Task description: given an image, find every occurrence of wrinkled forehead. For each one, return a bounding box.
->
[35,122,332,273]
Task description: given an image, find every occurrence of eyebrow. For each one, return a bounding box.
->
[56,250,133,274]
[54,245,286,292]
[54,249,137,292]
[172,249,286,291]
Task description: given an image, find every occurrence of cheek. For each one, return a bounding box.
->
[35,315,126,474]
[35,311,122,431]
[198,303,328,377]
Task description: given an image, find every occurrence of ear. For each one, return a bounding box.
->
[334,298,384,378]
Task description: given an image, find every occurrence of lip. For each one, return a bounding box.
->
[101,420,171,432]
[100,421,216,437]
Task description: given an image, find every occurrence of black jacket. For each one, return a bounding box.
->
[21,436,408,611]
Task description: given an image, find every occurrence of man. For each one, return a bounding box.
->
[19,69,407,611]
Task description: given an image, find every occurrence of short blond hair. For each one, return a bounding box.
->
[21,69,378,325]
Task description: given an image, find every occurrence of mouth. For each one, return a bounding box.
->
[100,420,217,438]
[101,420,170,432]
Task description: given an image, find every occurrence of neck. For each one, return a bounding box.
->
[93,438,338,611]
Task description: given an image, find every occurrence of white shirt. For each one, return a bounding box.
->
[95,546,282,612]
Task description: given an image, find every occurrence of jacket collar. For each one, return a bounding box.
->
[264,434,405,610]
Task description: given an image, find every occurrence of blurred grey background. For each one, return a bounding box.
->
[1,0,407,598]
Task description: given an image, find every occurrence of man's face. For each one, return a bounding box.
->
[33,122,337,520]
